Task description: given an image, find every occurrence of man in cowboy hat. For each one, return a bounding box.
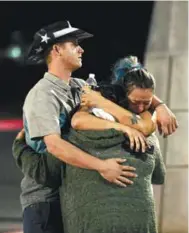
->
[19,20,139,233]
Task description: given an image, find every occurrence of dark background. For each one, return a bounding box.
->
[0,1,154,117]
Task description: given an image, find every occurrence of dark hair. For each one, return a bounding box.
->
[91,84,126,104]
[111,56,156,96]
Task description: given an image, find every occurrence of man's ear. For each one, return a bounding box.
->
[52,44,61,55]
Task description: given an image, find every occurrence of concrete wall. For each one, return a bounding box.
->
[145,1,188,233]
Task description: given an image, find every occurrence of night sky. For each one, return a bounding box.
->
[0,1,154,116]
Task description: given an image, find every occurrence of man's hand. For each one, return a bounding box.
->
[16,128,25,141]
[156,104,178,137]
[99,158,137,187]
[81,85,104,107]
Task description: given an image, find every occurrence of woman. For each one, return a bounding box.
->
[58,57,165,233]
[13,56,165,233]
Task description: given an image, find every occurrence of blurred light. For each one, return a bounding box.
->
[7,46,22,59]
[2,30,26,64]
[0,119,23,131]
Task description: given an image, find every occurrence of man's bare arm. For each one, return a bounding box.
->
[44,134,105,170]
[44,134,137,187]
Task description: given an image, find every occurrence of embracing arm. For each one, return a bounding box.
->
[43,133,138,187]
[72,107,152,153]
[81,88,156,136]
[73,105,156,136]
[81,87,178,137]
[23,88,137,187]
[97,99,156,136]
[151,95,178,136]
[12,130,62,188]
[13,133,111,180]
[12,129,135,188]
[44,133,106,170]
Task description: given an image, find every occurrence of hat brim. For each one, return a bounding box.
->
[56,28,93,43]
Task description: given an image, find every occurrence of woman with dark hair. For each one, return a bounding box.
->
[13,56,165,233]
[59,56,165,233]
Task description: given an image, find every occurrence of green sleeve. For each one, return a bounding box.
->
[151,138,166,185]
[12,138,62,188]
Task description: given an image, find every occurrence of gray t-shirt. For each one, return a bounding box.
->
[21,72,86,210]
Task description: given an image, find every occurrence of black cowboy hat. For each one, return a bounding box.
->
[26,20,93,64]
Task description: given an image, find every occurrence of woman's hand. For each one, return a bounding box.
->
[155,104,178,137]
[119,125,148,153]
[81,86,104,107]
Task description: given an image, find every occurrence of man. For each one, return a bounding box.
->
[17,20,140,233]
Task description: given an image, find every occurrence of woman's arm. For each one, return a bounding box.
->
[12,130,62,188]
[152,96,178,137]
[139,111,157,136]
[81,88,156,136]
[72,106,156,136]
[72,107,151,153]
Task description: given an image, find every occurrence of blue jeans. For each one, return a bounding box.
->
[23,201,64,233]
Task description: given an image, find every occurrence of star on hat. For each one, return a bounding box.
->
[35,46,43,54]
[40,33,50,43]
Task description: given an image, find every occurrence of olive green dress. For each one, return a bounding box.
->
[59,128,165,233]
